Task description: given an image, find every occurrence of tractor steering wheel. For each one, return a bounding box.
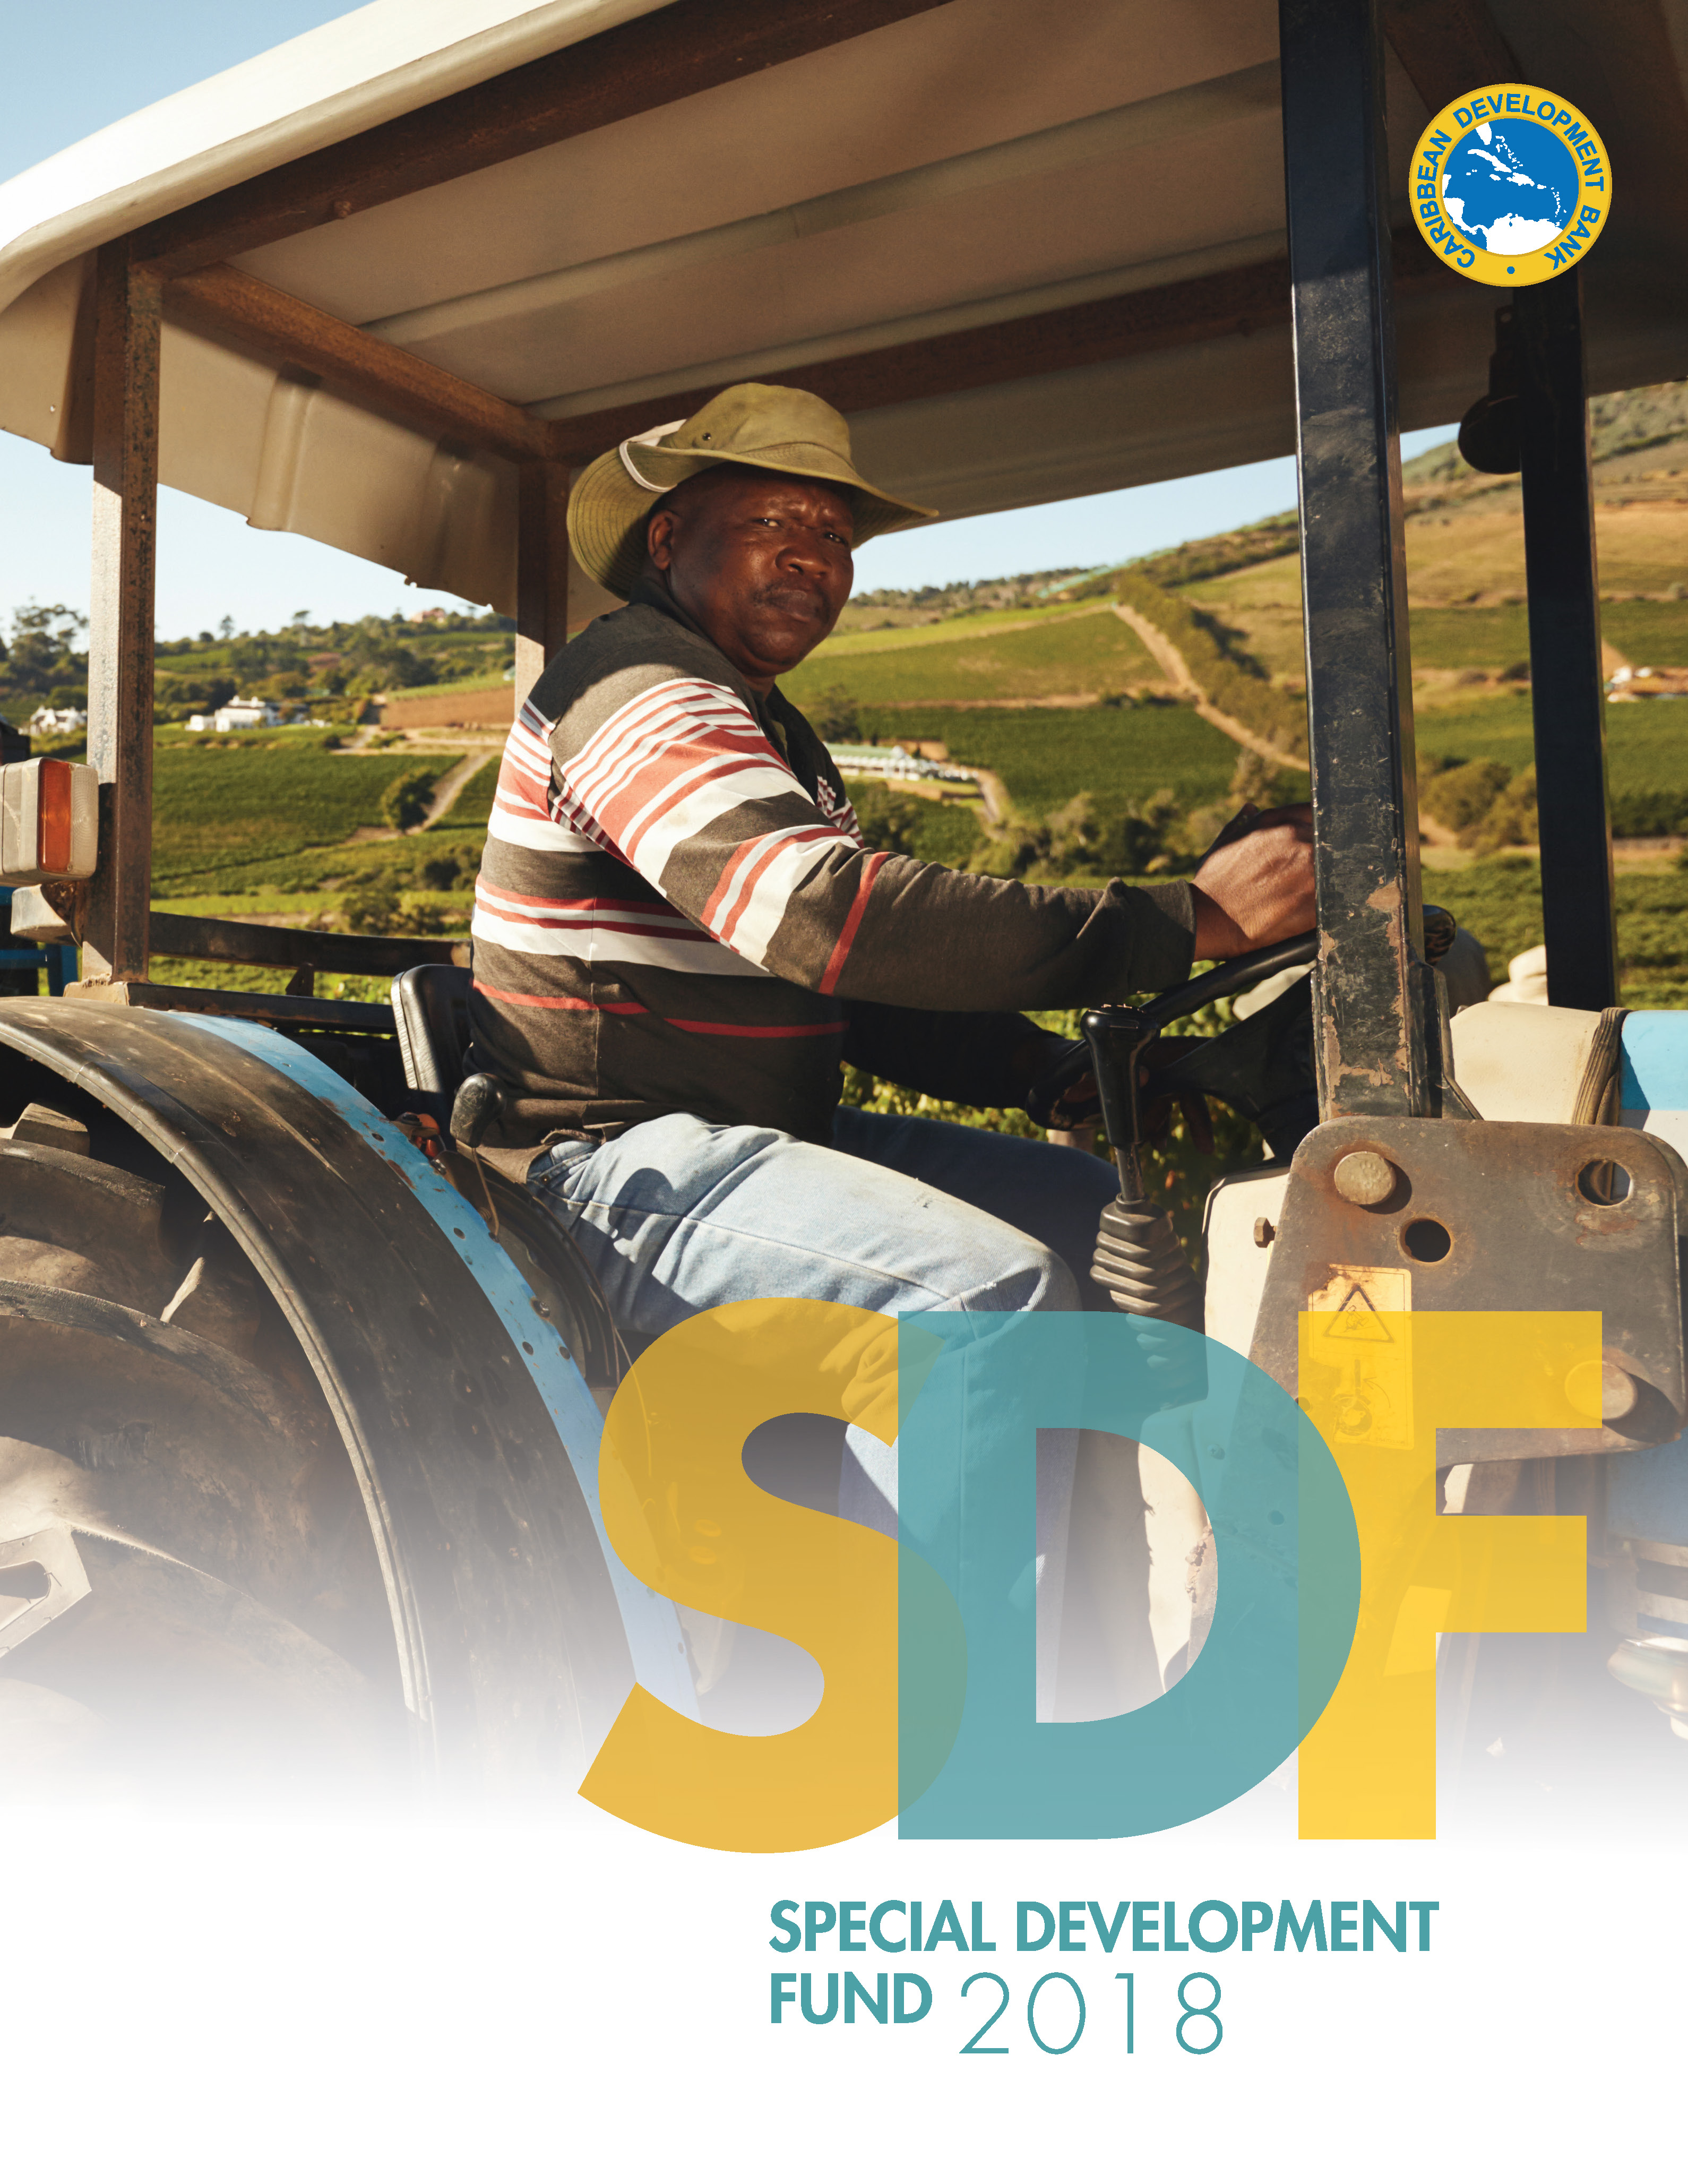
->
[1138,927,1318,1030]
[1027,929,1319,1128]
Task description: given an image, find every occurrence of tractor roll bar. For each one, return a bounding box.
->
[1280,0,1427,1122]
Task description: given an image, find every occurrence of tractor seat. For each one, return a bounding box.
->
[391,964,473,1112]
[1448,1000,1627,1125]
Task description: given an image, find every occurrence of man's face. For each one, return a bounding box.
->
[645,467,855,688]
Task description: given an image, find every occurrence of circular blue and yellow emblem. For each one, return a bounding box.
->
[1410,84,1611,287]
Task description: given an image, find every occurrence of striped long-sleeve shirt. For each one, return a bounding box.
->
[466,580,1196,1151]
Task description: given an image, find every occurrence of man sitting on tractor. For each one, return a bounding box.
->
[464,383,1314,1528]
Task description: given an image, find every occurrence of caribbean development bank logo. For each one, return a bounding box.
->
[1410,83,1610,285]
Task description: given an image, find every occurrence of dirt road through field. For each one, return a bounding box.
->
[1110,603,1310,774]
[417,751,493,830]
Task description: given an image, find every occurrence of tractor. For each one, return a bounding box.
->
[0,0,1684,1820]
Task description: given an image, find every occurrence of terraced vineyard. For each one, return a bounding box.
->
[861,702,1240,816]
[150,734,464,888]
[782,600,1155,708]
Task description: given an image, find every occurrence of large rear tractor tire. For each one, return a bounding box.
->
[0,1106,409,1797]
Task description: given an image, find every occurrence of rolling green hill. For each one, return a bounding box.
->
[783,602,1155,708]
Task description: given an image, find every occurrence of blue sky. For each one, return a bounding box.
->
[0,2,1455,635]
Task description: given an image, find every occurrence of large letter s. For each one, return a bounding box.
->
[581,1301,915,1851]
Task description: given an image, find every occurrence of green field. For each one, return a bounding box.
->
[390,669,514,699]
[1407,601,1688,670]
[817,599,1110,654]
[151,737,461,888]
[783,610,1154,708]
[1604,601,1688,664]
[1186,581,1688,670]
[1424,856,1688,1011]
[1416,695,1688,831]
[1408,608,1534,669]
[1414,694,1537,767]
[859,703,1240,817]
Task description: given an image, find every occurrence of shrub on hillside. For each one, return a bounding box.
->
[2,604,87,702]
[807,685,862,738]
[153,673,237,715]
[340,871,450,936]
[1616,789,1688,838]
[340,873,403,933]
[967,789,1183,880]
[419,845,480,891]
[342,626,437,690]
[380,771,434,831]
[848,780,982,867]
[1465,766,1538,852]
[1083,789,1186,876]
[305,695,367,728]
[251,671,309,704]
[1226,749,1292,808]
[1130,511,1301,589]
[227,633,306,685]
[1420,757,1512,837]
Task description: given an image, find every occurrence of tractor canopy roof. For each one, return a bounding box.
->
[1,0,1684,614]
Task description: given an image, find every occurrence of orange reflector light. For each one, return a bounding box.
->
[0,755,97,881]
[36,759,73,873]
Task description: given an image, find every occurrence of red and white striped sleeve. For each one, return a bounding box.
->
[552,677,883,994]
[546,674,1198,1012]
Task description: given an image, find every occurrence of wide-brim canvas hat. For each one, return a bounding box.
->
[568,382,937,599]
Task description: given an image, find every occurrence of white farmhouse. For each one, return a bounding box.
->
[28,706,87,733]
[826,742,976,784]
[186,695,283,734]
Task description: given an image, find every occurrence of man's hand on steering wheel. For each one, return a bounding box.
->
[1189,801,1315,958]
[1019,803,1316,1136]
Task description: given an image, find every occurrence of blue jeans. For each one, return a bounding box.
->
[526,1104,1117,1570]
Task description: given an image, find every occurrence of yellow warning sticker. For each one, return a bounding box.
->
[1304,1267,1414,1447]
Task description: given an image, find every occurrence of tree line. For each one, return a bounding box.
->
[0,603,517,725]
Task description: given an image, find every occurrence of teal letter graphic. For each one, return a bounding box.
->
[895,1313,1359,1838]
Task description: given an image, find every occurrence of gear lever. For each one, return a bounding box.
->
[1082,1004,1203,1332]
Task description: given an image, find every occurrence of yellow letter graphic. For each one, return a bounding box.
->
[1298,1310,1595,1838]
[581,1300,903,1852]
